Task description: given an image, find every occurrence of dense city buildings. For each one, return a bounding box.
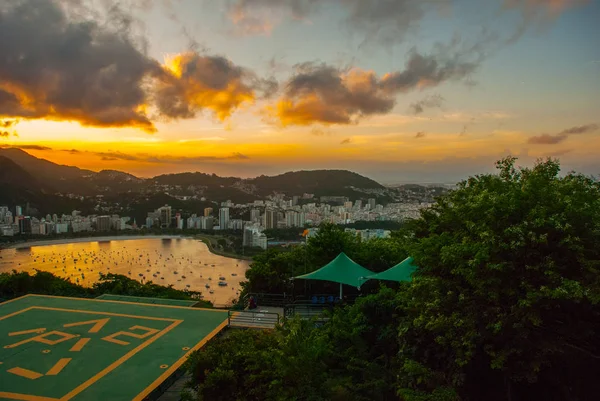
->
[1,188,433,252]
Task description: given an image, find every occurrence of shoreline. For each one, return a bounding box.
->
[3,235,185,250]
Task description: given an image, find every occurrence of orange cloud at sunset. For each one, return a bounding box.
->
[156,53,258,122]
[265,43,481,127]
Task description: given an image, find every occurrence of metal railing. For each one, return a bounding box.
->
[247,293,293,307]
[228,310,280,329]
[283,303,333,320]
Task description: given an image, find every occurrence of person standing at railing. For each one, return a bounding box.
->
[248,295,257,310]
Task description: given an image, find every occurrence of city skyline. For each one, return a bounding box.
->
[1,0,599,183]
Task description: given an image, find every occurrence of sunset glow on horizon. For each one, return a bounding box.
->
[1,0,599,183]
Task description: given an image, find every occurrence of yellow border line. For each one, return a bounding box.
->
[0,306,35,321]
[0,304,181,401]
[0,392,57,401]
[0,294,34,306]
[131,319,229,401]
[96,294,197,307]
[59,320,182,401]
[19,294,224,313]
[34,307,178,322]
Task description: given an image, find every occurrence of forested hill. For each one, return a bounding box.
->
[0,148,389,201]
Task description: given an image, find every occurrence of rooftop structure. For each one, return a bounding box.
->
[0,294,228,401]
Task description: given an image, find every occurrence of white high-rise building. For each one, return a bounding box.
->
[219,208,230,230]
[250,208,261,222]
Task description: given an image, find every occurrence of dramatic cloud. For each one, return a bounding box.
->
[225,0,442,45]
[155,53,275,121]
[415,131,426,138]
[265,43,482,126]
[0,0,156,131]
[0,0,274,132]
[409,94,445,115]
[528,123,598,144]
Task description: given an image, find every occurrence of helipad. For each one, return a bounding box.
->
[0,294,228,401]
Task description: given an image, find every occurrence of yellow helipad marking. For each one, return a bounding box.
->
[5,330,77,349]
[0,392,57,401]
[7,367,43,380]
[46,358,71,376]
[0,295,228,401]
[132,319,229,401]
[102,326,160,346]
[69,338,90,352]
[63,318,109,333]
[9,328,46,336]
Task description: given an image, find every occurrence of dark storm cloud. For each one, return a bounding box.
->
[528,123,598,144]
[409,94,445,115]
[268,41,484,126]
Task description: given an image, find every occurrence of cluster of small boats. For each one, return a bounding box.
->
[6,243,247,302]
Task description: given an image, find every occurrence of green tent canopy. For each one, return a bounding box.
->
[292,252,375,297]
[365,257,418,282]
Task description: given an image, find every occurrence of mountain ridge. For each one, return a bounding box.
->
[0,148,388,201]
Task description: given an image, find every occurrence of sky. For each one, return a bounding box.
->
[0,0,599,184]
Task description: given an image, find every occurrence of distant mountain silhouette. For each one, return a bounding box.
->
[0,148,389,205]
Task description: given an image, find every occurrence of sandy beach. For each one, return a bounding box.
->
[5,235,184,250]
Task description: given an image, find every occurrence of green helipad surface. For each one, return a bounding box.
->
[0,294,229,401]
[95,294,199,307]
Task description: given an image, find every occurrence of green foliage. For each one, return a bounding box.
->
[186,291,403,401]
[240,223,408,297]
[187,157,600,401]
[397,157,600,400]
[0,271,211,307]
[0,270,94,300]
[93,273,211,306]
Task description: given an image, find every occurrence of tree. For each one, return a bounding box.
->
[397,157,600,400]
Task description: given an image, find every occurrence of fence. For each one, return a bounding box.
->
[228,310,281,329]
